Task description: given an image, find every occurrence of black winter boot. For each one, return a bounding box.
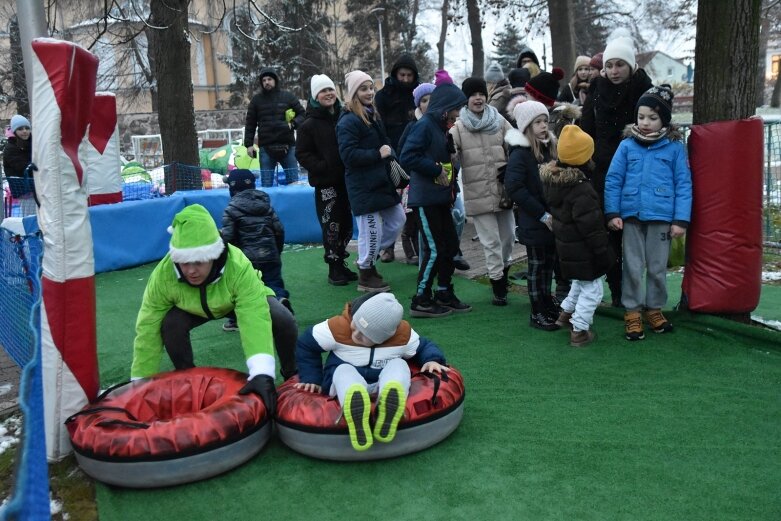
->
[328,262,350,286]
[490,277,508,306]
[530,302,561,331]
[338,260,358,281]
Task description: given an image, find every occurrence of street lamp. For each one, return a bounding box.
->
[369,7,386,80]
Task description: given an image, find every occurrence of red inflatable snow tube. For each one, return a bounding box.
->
[682,118,764,313]
[66,367,271,487]
[275,365,465,461]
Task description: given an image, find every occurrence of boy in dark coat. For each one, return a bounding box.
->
[400,83,471,317]
[540,125,614,347]
[222,169,291,326]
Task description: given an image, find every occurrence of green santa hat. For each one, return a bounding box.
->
[167,204,225,263]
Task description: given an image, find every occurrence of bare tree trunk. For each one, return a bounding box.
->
[437,0,449,70]
[693,0,761,124]
[465,0,483,77]
[9,17,29,116]
[148,0,199,166]
[757,14,769,106]
[547,0,576,73]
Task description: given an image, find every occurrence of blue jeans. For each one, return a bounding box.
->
[260,145,299,184]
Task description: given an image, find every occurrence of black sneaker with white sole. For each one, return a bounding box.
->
[434,288,472,313]
[410,295,453,318]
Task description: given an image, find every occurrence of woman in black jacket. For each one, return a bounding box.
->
[295,74,357,287]
[3,115,36,215]
[579,34,652,306]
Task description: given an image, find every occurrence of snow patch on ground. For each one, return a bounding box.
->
[752,315,781,331]
[762,271,781,282]
[0,415,20,455]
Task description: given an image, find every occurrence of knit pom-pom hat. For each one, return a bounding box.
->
[524,68,564,107]
[603,30,636,70]
[434,69,454,86]
[636,85,674,126]
[168,204,225,263]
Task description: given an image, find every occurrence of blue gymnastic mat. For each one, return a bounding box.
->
[20,185,323,274]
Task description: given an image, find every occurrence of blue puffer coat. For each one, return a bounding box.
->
[604,127,692,226]
[400,83,466,208]
[336,109,400,216]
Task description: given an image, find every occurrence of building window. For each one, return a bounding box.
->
[772,55,780,79]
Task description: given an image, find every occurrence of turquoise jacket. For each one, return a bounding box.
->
[131,244,275,379]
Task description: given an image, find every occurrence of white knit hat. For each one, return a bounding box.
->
[10,115,31,133]
[513,100,549,133]
[603,35,636,70]
[168,204,225,263]
[310,74,336,99]
[344,70,373,103]
[351,292,403,345]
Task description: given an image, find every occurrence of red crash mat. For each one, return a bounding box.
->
[276,365,465,431]
[682,118,763,313]
[66,367,267,460]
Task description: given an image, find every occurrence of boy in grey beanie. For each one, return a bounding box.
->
[294,292,449,451]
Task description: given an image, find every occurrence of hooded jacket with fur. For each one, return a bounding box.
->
[504,128,556,246]
[540,162,614,281]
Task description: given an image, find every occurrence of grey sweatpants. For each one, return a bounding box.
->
[621,221,671,311]
[329,358,411,408]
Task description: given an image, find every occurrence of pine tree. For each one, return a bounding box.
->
[491,22,526,73]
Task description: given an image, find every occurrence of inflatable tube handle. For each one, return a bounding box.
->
[95,419,150,430]
[414,371,446,407]
[93,380,133,403]
[64,406,139,424]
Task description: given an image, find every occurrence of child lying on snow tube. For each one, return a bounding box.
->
[293,291,449,452]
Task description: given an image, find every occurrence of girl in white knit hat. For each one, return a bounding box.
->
[336,70,405,292]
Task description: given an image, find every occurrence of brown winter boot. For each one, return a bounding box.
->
[624,311,645,341]
[570,329,596,347]
[555,310,573,330]
[357,267,390,292]
[644,309,673,333]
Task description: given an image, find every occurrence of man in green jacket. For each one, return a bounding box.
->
[130,204,296,415]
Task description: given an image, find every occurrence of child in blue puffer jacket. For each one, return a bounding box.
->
[604,85,692,341]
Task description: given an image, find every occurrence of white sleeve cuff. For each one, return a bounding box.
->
[246,353,276,379]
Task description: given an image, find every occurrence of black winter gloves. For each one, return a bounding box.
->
[239,374,277,418]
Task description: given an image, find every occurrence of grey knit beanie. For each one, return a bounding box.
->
[351,292,403,344]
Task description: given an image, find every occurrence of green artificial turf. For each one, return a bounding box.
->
[94,247,781,521]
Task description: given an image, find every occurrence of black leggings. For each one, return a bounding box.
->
[162,296,298,379]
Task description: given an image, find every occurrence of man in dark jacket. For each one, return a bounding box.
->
[244,68,306,185]
[375,54,420,262]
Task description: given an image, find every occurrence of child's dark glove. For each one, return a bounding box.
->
[239,374,277,417]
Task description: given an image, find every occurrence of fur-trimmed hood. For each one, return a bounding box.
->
[539,161,589,187]
[552,103,581,122]
[622,123,684,142]
[505,128,556,148]
[505,93,529,121]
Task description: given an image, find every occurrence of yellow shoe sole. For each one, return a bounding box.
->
[373,381,407,443]
[344,384,372,451]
